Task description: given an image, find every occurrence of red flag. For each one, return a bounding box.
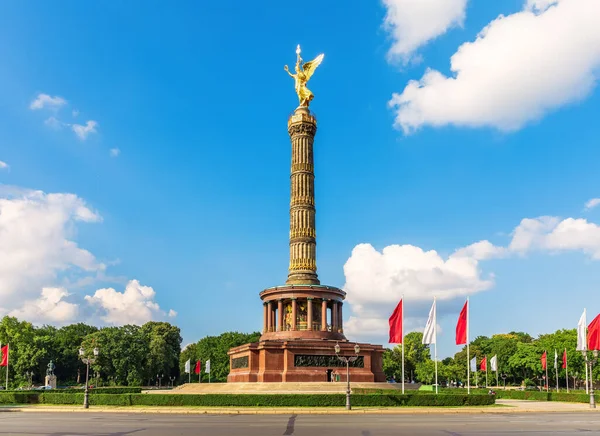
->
[388,299,403,344]
[541,351,547,370]
[455,300,468,345]
[0,345,7,367]
[194,360,201,375]
[588,314,600,351]
[480,356,487,371]
[562,349,567,369]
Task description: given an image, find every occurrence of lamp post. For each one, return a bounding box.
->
[582,349,598,409]
[169,376,176,388]
[501,374,507,390]
[334,342,360,410]
[79,347,99,409]
[157,373,164,388]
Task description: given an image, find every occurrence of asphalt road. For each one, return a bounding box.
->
[0,412,600,435]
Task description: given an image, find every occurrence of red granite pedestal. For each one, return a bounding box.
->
[228,339,385,383]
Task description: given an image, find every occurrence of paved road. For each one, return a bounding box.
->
[1,412,600,435]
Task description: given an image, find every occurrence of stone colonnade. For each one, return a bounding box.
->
[263,298,343,333]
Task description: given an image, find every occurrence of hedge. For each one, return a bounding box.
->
[55,387,142,394]
[494,390,591,403]
[0,387,142,395]
[0,392,40,404]
[0,392,495,407]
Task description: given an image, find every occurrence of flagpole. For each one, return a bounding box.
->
[434,297,438,395]
[496,360,499,388]
[485,356,488,388]
[467,297,470,395]
[584,308,589,394]
[565,349,569,393]
[401,294,405,395]
[555,350,559,392]
[5,343,8,390]
[545,350,549,393]
[585,355,589,394]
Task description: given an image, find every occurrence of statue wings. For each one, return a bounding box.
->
[302,54,324,81]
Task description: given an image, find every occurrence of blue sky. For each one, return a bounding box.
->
[1,0,600,357]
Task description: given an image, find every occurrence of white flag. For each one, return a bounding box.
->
[422,300,436,345]
[184,359,191,374]
[470,356,477,372]
[490,355,498,372]
[577,309,587,351]
[205,359,211,374]
[554,349,558,369]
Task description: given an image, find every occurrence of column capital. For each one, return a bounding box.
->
[307,297,314,301]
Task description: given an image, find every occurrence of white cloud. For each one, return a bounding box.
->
[389,0,600,133]
[72,120,98,140]
[0,185,104,307]
[509,216,600,259]
[85,280,174,326]
[342,243,493,339]
[8,287,78,325]
[584,198,600,211]
[30,93,67,110]
[72,109,79,118]
[109,148,120,157]
[383,0,467,63]
[0,161,8,170]
[44,116,63,130]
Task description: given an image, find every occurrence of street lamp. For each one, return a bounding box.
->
[79,346,99,409]
[581,349,598,409]
[501,374,507,390]
[169,376,176,388]
[334,342,360,410]
[157,373,164,388]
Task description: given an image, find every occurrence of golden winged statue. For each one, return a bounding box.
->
[284,45,324,107]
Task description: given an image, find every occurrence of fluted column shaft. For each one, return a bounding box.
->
[307,298,313,331]
[332,301,338,331]
[277,300,283,331]
[263,303,268,333]
[321,299,328,331]
[267,302,273,332]
[291,299,297,331]
[286,108,319,285]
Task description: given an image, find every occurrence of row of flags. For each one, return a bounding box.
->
[389,297,600,394]
[184,358,211,383]
[540,349,568,371]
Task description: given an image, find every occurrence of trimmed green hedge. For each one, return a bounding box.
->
[0,392,40,404]
[0,392,494,407]
[56,387,142,394]
[494,390,591,403]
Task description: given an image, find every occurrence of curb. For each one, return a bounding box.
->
[3,406,599,415]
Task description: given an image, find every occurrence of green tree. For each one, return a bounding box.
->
[140,322,182,384]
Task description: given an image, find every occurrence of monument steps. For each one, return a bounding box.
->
[156,382,420,395]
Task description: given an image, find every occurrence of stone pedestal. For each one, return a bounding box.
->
[228,340,385,383]
[45,375,57,389]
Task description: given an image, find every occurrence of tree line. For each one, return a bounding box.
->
[0,316,181,387]
[383,329,599,388]
[2,313,597,389]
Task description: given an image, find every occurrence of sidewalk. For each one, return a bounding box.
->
[1,401,598,415]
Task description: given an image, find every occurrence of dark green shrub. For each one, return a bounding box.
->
[0,392,40,404]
